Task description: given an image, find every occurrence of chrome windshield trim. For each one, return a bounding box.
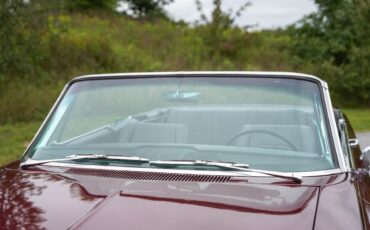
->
[21,84,70,158]
[34,162,343,177]
[322,85,349,172]
[73,71,327,85]
[21,71,343,174]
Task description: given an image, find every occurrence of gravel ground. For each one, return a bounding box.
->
[357,132,370,149]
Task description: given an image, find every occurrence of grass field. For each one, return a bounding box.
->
[0,109,369,166]
[343,109,370,132]
[0,122,41,166]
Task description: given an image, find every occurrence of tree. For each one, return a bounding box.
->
[195,0,251,29]
[195,0,251,57]
[289,0,370,106]
[0,0,63,77]
[291,0,358,65]
[65,0,117,11]
[122,0,173,18]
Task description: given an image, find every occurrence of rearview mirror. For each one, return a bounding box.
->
[162,91,201,102]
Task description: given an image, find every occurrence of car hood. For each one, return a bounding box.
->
[0,161,361,230]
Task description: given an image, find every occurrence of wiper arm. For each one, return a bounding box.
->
[20,154,150,169]
[20,156,302,183]
[239,168,302,183]
[149,160,302,183]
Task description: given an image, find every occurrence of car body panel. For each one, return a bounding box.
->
[343,113,370,228]
[0,161,104,230]
[315,175,363,230]
[1,72,369,229]
[0,160,364,230]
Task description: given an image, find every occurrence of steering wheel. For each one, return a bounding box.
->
[227,129,298,151]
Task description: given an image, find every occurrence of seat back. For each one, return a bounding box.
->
[166,109,217,144]
[119,120,188,143]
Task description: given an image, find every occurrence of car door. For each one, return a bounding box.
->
[335,109,370,228]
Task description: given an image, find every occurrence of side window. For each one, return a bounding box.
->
[338,119,351,157]
[334,109,352,165]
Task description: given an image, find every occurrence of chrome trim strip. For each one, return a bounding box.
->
[20,72,343,176]
[38,162,343,177]
[72,71,327,85]
[21,84,70,158]
[322,85,348,172]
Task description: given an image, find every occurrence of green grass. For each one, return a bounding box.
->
[343,109,370,132]
[0,121,41,166]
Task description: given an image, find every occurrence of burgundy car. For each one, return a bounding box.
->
[1,72,369,230]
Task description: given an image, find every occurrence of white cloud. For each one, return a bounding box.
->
[165,0,317,29]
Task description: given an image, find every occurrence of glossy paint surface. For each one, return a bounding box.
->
[315,174,363,230]
[0,161,364,230]
[345,115,370,229]
[0,161,103,230]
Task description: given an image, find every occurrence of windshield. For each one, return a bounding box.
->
[27,76,336,172]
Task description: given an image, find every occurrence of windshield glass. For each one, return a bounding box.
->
[27,76,336,172]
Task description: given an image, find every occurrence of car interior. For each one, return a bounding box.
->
[57,106,321,154]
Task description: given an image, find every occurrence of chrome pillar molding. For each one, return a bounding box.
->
[21,84,70,158]
[322,82,349,172]
[20,72,347,174]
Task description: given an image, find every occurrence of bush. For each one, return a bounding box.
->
[0,0,63,77]
[0,4,368,124]
[0,81,63,123]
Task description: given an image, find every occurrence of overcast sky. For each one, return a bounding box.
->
[165,0,317,29]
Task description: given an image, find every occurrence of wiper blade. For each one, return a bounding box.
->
[149,160,249,170]
[149,160,302,183]
[20,156,302,183]
[20,154,149,169]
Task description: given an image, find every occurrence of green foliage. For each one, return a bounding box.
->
[0,122,41,166]
[122,0,173,18]
[0,80,64,123]
[0,0,63,77]
[0,0,368,124]
[0,12,283,124]
[0,0,39,75]
[343,109,370,132]
[195,0,251,58]
[289,0,370,107]
[65,0,117,11]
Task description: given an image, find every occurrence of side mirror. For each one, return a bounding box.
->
[351,146,370,180]
[360,146,370,162]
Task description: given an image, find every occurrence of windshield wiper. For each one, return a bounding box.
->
[20,156,302,183]
[20,154,150,169]
[149,160,302,183]
[150,160,250,170]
